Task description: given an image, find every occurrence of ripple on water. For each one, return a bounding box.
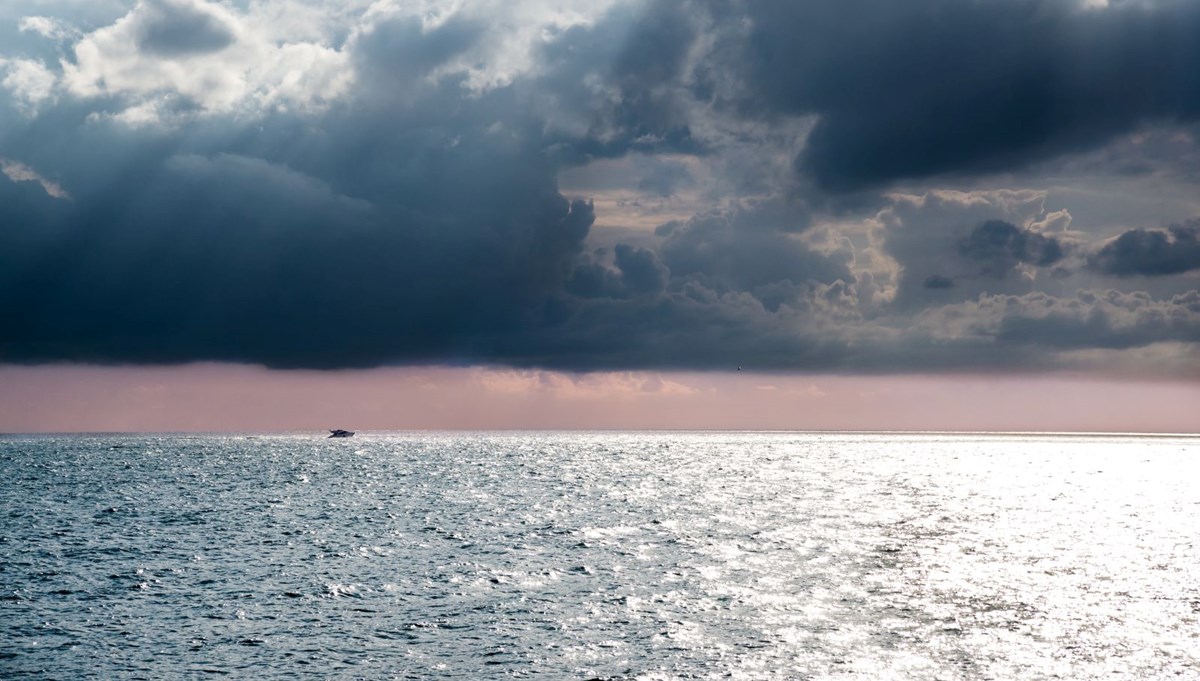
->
[0,431,1198,678]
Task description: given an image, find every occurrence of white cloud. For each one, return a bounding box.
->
[24,0,627,125]
[0,58,58,115]
[60,0,353,122]
[357,0,627,91]
[18,15,81,41]
[0,158,71,199]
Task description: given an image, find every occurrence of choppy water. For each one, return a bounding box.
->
[1,431,1198,679]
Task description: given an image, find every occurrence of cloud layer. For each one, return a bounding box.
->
[727,0,1200,191]
[1,0,1198,377]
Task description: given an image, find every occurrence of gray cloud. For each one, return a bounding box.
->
[0,0,1198,376]
[531,1,703,164]
[717,0,1200,191]
[613,244,669,296]
[352,13,482,96]
[923,275,955,290]
[136,0,235,57]
[635,159,693,197]
[991,289,1200,350]
[565,242,668,300]
[878,191,1078,311]
[656,206,850,310]
[1089,221,1200,277]
[957,220,1065,275]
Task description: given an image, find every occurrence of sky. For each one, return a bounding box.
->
[1,0,1198,432]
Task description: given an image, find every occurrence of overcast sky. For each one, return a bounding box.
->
[1,0,1199,430]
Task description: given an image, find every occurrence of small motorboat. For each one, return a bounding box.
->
[328,429,355,438]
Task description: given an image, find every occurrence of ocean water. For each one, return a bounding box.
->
[1,431,1198,679]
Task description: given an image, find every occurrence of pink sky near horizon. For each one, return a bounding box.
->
[0,363,1196,434]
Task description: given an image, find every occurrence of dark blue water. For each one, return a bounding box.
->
[2,432,1198,678]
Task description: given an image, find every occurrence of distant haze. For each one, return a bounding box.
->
[0,364,1195,434]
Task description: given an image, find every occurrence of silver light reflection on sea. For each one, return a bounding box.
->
[1,432,1198,678]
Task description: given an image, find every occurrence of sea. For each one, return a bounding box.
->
[1,431,1198,679]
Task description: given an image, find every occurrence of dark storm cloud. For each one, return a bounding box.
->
[565,243,669,300]
[721,0,1200,191]
[613,244,669,296]
[0,130,597,368]
[957,220,1065,274]
[532,1,701,163]
[1089,221,1200,277]
[0,15,599,368]
[2,0,1199,375]
[0,1,724,370]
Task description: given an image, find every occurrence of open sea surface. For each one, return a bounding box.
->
[1,431,1198,679]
